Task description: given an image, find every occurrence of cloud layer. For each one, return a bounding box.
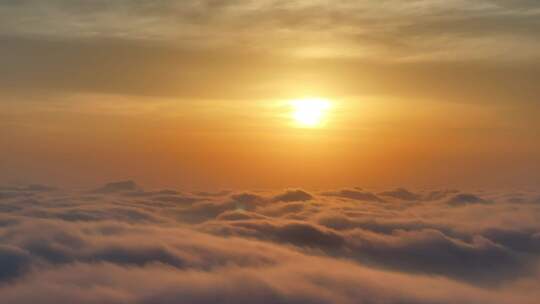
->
[2,0,539,61]
[0,181,539,303]
[1,0,540,103]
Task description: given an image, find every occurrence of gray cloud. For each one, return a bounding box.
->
[379,188,421,201]
[91,180,141,194]
[447,193,491,206]
[321,189,384,202]
[0,245,31,281]
[272,189,313,202]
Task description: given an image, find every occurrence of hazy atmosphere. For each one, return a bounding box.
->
[1,1,540,303]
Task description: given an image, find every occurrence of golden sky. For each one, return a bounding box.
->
[1,0,540,189]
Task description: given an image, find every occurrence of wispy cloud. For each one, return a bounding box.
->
[1,1,539,60]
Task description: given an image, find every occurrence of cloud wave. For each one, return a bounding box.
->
[0,182,539,303]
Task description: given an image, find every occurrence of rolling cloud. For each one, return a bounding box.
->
[0,181,539,303]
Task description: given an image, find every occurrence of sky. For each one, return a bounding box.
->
[1,0,540,189]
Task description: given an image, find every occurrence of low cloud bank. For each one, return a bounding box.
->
[0,182,539,303]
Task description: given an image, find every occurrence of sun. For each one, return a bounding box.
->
[291,97,331,127]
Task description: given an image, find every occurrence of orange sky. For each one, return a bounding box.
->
[1,1,540,189]
[2,94,539,189]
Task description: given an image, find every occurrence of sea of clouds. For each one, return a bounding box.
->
[0,181,539,303]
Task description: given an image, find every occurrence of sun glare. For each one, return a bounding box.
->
[291,98,331,127]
